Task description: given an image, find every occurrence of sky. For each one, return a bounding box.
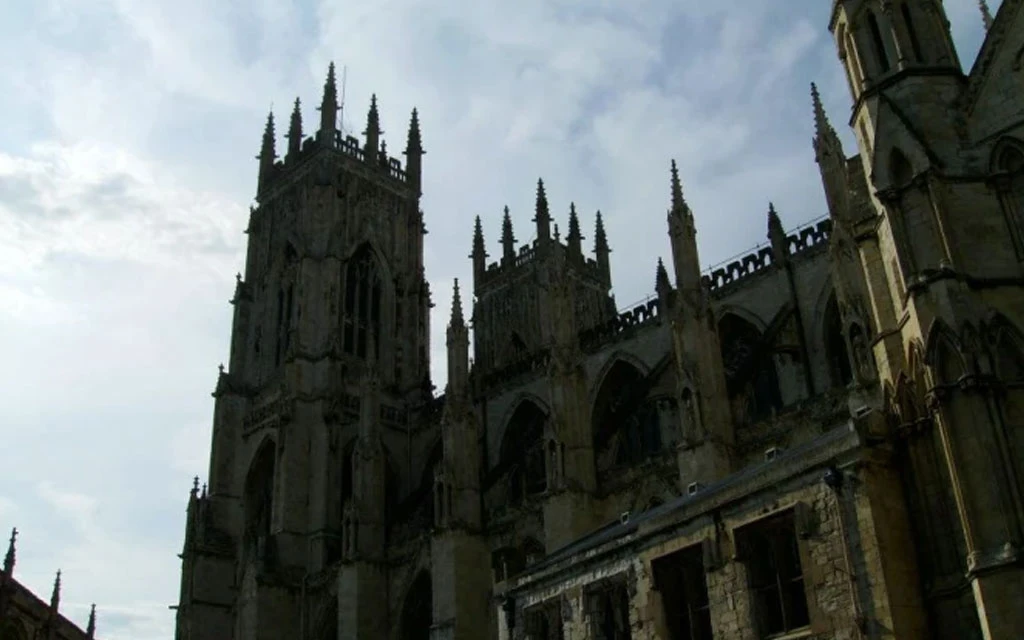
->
[0,0,998,638]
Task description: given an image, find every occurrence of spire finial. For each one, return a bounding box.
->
[979,0,994,30]
[50,569,61,611]
[450,279,464,326]
[501,205,517,261]
[86,604,97,638]
[472,215,487,260]
[594,210,608,252]
[670,160,686,214]
[287,97,303,158]
[317,62,339,141]
[192,476,200,497]
[656,257,671,293]
[810,82,837,143]
[3,527,16,575]
[405,108,422,153]
[534,178,551,241]
[567,202,582,254]
[259,110,276,159]
[366,94,381,133]
[553,223,561,242]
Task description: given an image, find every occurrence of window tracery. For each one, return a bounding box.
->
[342,245,383,360]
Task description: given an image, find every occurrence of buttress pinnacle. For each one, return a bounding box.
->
[979,0,994,30]
[259,110,276,160]
[3,527,15,575]
[594,210,609,254]
[318,62,339,138]
[656,258,671,293]
[450,278,465,327]
[471,215,487,259]
[670,159,688,216]
[534,178,551,240]
[287,97,303,158]
[87,604,97,638]
[365,94,381,137]
[51,569,62,611]
[501,205,516,259]
[405,108,423,154]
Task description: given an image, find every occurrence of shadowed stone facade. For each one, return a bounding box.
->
[175,1,1024,638]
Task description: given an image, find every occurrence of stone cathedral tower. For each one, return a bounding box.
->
[174,64,438,639]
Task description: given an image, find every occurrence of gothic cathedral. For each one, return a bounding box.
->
[175,2,1024,638]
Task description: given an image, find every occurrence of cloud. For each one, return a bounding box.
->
[0,0,1000,638]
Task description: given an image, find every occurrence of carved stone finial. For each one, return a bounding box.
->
[192,476,200,496]
[86,604,97,637]
[3,527,16,575]
[979,0,994,30]
[218,363,225,375]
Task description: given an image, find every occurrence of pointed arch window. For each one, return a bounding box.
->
[995,142,1024,257]
[867,12,891,74]
[824,295,854,388]
[900,3,924,63]
[243,441,276,564]
[342,245,383,360]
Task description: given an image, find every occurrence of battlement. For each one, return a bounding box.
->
[701,216,831,292]
[261,130,409,197]
[479,239,604,287]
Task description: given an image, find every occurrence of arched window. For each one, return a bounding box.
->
[342,245,382,360]
[401,572,432,640]
[498,400,549,505]
[592,360,662,477]
[900,3,924,62]
[867,12,891,73]
[244,441,276,562]
[719,314,783,424]
[824,295,854,388]
[994,142,1024,256]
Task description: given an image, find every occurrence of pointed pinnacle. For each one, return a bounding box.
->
[670,160,686,213]
[811,82,835,140]
[594,210,609,251]
[568,202,581,237]
[502,205,515,245]
[406,108,422,153]
[471,215,487,258]
[535,178,550,217]
[87,604,97,637]
[3,527,16,574]
[768,202,785,235]
[656,257,671,291]
[450,279,464,326]
[51,569,62,610]
[979,0,994,30]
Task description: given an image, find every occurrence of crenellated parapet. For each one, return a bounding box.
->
[701,217,832,292]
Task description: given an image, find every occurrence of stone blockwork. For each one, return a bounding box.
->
[176,2,1024,638]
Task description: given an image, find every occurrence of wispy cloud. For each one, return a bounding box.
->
[0,0,998,637]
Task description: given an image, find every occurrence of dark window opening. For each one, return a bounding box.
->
[868,13,891,72]
[525,600,564,640]
[243,442,276,564]
[400,572,432,640]
[498,401,549,505]
[587,581,632,640]
[719,314,783,424]
[901,3,924,62]
[824,296,853,388]
[593,361,662,476]
[342,245,383,361]
[652,545,712,640]
[492,547,526,583]
[738,512,810,637]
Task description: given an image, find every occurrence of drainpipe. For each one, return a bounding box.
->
[823,465,867,639]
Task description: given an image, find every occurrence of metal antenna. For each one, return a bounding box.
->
[339,65,349,138]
